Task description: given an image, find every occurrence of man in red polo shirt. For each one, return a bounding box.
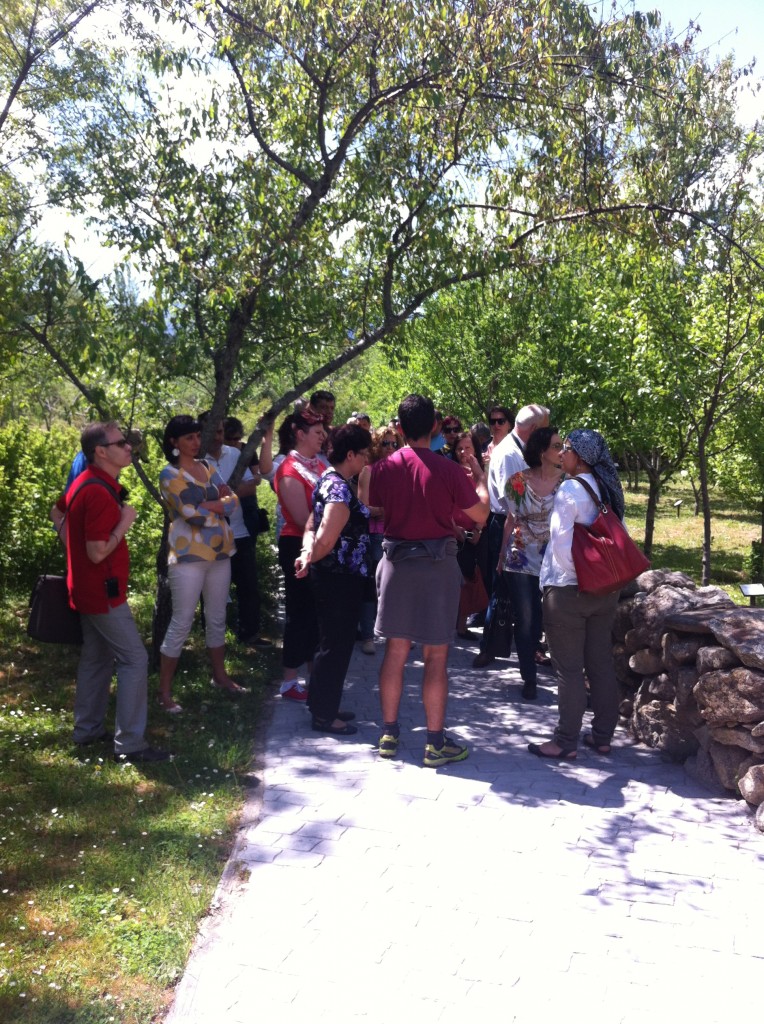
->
[359,394,489,767]
[63,422,168,763]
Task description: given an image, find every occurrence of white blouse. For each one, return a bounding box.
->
[539,473,601,588]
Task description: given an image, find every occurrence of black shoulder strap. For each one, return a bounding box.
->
[67,477,123,512]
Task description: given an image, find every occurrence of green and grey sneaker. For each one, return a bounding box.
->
[378,733,399,759]
[423,735,469,768]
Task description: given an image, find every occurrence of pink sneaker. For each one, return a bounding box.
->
[280,681,308,702]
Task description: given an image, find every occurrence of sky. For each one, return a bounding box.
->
[628,0,764,70]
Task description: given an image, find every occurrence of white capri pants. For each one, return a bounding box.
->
[160,557,232,657]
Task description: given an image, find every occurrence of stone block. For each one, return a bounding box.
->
[662,631,704,667]
[705,608,764,672]
[625,626,653,654]
[629,648,665,675]
[694,667,764,726]
[696,645,740,674]
[631,700,699,762]
[738,763,764,805]
[708,726,764,756]
[708,740,750,791]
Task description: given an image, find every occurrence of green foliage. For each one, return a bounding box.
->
[0,422,78,596]
[0,422,165,599]
[743,541,763,582]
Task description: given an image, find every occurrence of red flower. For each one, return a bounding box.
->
[509,472,525,497]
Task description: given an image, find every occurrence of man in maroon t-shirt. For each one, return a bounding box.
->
[58,422,168,764]
[360,394,488,767]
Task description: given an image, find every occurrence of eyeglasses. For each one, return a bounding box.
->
[101,438,130,449]
[549,443,564,451]
[561,444,575,454]
[489,417,507,426]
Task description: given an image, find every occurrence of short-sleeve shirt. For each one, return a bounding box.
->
[369,446,480,540]
[65,466,128,615]
[502,472,559,576]
[310,469,371,575]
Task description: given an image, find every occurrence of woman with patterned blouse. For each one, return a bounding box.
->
[158,415,244,712]
[498,427,563,700]
[295,424,372,736]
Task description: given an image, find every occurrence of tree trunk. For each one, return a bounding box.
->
[698,441,712,586]
[150,513,172,669]
[643,470,660,560]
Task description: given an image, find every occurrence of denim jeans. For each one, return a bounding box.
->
[505,571,542,685]
[479,513,511,655]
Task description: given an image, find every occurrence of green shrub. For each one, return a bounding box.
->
[0,423,165,599]
[743,540,763,582]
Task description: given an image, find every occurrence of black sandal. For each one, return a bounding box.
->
[311,718,358,736]
[527,742,577,761]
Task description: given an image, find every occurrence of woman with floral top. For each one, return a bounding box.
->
[498,427,563,700]
[158,414,243,712]
[295,424,372,736]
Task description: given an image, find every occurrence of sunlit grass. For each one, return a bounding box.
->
[0,583,278,1024]
[623,482,760,604]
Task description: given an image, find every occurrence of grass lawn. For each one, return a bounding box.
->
[0,484,760,1023]
[623,482,761,604]
[0,587,279,1024]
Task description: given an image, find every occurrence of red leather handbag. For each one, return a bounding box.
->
[571,478,650,596]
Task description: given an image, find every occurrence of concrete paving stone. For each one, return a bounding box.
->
[254,811,312,834]
[273,831,324,852]
[266,848,326,868]
[165,635,763,1023]
[234,843,282,864]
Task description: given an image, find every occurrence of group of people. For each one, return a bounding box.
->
[441,402,626,761]
[53,387,628,769]
[51,408,277,761]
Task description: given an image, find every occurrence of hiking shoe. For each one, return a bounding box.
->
[378,733,399,759]
[423,735,469,768]
[280,681,308,702]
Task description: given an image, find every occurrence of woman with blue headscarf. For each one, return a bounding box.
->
[527,429,625,761]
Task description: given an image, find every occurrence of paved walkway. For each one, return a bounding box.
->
[166,636,763,1024]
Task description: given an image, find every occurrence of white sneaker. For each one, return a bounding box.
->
[360,638,375,655]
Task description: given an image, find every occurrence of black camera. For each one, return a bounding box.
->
[105,577,120,599]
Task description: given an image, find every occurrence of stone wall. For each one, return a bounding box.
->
[612,570,764,831]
